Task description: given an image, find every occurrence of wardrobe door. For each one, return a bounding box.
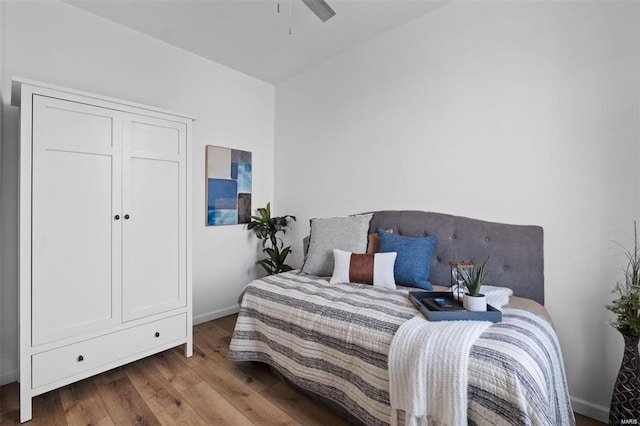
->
[121,114,187,321]
[31,95,122,345]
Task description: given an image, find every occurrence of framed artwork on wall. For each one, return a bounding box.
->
[206,145,252,226]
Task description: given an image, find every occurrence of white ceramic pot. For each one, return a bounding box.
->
[463,294,487,312]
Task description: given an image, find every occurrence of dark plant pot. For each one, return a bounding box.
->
[610,333,640,425]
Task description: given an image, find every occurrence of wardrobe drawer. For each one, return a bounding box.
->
[32,314,186,389]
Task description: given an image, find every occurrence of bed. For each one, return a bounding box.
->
[228,210,574,425]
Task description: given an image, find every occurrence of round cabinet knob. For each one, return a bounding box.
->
[124,214,130,220]
[77,355,84,362]
[114,215,120,220]
[154,332,160,338]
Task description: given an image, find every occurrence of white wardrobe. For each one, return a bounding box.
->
[12,79,194,422]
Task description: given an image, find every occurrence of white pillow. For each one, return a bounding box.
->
[482,285,513,308]
[330,249,397,290]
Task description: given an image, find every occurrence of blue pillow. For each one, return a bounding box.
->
[377,229,436,290]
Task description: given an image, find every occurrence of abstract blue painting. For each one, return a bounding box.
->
[206,146,252,226]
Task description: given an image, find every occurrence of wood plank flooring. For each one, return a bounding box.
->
[0,314,605,425]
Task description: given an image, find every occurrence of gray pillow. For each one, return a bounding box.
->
[301,214,373,277]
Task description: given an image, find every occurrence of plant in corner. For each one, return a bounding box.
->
[458,257,489,312]
[606,222,640,425]
[247,202,297,275]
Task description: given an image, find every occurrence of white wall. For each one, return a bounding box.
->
[275,1,639,421]
[0,0,274,384]
[0,0,6,387]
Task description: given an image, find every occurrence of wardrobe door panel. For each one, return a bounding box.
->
[122,116,187,321]
[130,120,180,155]
[31,96,122,346]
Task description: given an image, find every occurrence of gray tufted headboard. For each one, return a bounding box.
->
[367,211,544,305]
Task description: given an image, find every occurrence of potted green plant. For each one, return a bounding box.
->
[247,202,296,275]
[458,257,489,312]
[606,222,640,424]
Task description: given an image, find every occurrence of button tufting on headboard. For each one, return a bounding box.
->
[366,210,544,305]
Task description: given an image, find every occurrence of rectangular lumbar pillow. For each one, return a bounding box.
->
[377,229,436,290]
[330,249,397,290]
[301,214,373,277]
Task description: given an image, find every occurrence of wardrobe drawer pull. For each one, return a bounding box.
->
[155,332,160,338]
[77,355,84,362]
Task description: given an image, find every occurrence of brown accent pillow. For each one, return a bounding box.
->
[367,229,394,254]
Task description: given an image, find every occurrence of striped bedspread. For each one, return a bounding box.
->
[228,272,574,425]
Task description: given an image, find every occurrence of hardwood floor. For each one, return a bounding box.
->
[0,314,605,425]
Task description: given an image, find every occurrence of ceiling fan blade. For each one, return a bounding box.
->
[301,0,336,22]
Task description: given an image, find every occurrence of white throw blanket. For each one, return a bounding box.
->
[389,316,492,426]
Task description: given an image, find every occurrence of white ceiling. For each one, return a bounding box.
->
[64,0,448,84]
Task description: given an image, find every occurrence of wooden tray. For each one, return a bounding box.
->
[408,291,502,322]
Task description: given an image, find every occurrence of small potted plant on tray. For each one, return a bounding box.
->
[247,202,296,275]
[458,258,489,312]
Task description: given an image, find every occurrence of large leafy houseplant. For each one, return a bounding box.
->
[606,222,640,425]
[247,203,296,275]
[607,222,640,336]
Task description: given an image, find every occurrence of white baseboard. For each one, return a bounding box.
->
[0,368,18,386]
[193,305,240,326]
[571,395,609,423]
